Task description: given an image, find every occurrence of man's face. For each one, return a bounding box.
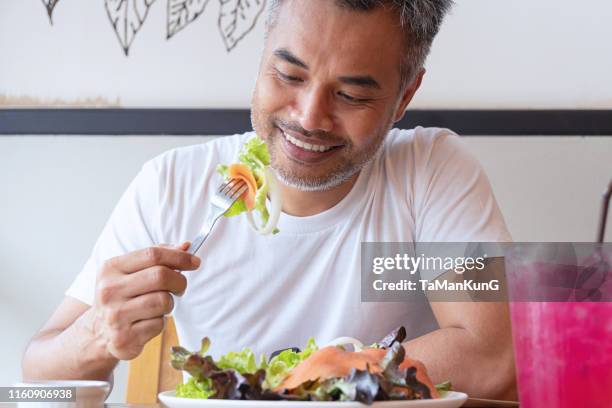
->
[251,0,412,191]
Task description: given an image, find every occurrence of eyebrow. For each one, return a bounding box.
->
[273,48,308,69]
[272,47,382,90]
[338,75,381,90]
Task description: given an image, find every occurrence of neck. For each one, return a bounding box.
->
[279,172,360,217]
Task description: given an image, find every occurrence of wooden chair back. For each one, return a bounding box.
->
[126,316,182,404]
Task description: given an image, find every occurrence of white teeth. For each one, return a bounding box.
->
[283,131,334,152]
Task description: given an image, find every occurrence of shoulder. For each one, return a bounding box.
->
[384,126,469,161]
[380,126,476,176]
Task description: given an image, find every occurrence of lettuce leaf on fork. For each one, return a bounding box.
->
[217,135,280,234]
[217,136,270,218]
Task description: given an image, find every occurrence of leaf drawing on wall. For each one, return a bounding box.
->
[105,0,157,56]
[218,0,266,52]
[167,0,211,39]
[41,0,60,24]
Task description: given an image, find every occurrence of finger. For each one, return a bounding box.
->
[159,242,190,251]
[106,315,166,360]
[110,246,200,274]
[120,291,174,323]
[130,316,166,347]
[123,266,187,297]
[176,241,190,251]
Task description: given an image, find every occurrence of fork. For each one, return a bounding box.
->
[187,178,248,255]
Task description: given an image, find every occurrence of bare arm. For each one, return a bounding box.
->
[402,263,517,400]
[22,243,200,382]
[403,301,516,400]
[22,298,118,381]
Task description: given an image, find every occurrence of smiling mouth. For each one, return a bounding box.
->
[279,129,343,153]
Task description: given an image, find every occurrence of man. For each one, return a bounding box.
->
[23,0,516,399]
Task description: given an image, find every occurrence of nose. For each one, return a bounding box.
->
[290,86,334,133]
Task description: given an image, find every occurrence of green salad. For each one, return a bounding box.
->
[170,327,451,404]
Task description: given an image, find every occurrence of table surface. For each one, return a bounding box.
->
[104,400,519,408]
[0,401,519,408]
[0,396,520,408]
[106,399,518,408]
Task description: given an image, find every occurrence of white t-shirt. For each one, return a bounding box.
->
[67,127,511,358]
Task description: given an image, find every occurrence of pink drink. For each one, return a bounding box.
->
[510,301,612,407]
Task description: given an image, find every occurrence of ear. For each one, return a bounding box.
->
[393,68,426,123]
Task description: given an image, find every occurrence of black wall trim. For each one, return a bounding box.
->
[1,109,611,136]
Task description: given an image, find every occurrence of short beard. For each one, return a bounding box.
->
[272,162,357,192]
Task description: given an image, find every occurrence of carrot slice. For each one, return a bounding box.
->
[277,347,383,391]
[228,163,258,210]
[276,346,439,398]
[399,355,440,398]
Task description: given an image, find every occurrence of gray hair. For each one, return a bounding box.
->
[265,0,454,89]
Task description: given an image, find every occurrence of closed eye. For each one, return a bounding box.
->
[337,91,371,104]
[274,68,303,83]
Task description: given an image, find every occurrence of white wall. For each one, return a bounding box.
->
[1,135,611,402]
[417,0,612,109]
[2,0,612,108]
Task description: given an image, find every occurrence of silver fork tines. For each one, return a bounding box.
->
[187,178,248,255]
[220,178,245,195]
